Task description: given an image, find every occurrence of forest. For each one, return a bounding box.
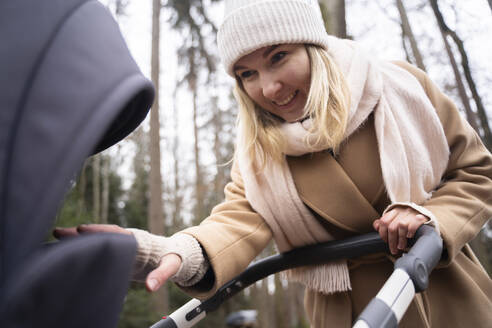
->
[54,0,492,327]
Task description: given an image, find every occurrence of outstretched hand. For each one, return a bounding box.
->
[53,223,132,237]
[372,207,428,255]
[53,224,182,292]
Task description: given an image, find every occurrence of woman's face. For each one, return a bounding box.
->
[233,44,311,123]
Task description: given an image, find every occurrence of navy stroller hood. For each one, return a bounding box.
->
[0,0,154,327]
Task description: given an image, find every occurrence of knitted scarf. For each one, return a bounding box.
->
[236,36,450,294]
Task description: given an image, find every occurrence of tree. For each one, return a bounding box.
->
[273,274,288,328]
[101,155,110,224]
[92,154,101,223]
[430,0,491,149]
[149,0,168,315]
[318,0,347,38]
[77,160,88,218]
[168,0,220,224]
[170,91,184,234]
[395,0,426,71]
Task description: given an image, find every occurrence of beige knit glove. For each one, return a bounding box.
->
[126,229,209,287]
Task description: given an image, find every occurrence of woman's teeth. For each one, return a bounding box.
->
[274,91,297,106]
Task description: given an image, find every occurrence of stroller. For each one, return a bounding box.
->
[0,0,153,327]
[151,226,442,328]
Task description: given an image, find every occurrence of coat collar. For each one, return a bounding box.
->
[287,115,386,233]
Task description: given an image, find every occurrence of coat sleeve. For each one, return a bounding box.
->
[395,61,492,265]
[179,160,272,299]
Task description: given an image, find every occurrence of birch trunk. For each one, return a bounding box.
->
[172,97,182,233]
[429,0,480,133]
[318,0,347,38]
[77,160,87,218]
[396,0,426,71]
[101,155,109,224]
[92,155,101,223]
[191,79,204,224]
[149,0,168,314]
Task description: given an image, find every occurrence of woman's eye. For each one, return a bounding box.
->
[271,51,287,63]
[240,70,255,79]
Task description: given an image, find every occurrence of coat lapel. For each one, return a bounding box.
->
[287,115,386,233]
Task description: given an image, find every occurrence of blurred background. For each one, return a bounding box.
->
[54,0,492,327]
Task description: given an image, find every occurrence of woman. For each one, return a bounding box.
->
[55,0,492,326]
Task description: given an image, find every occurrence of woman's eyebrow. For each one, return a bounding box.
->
[262,45,279,58]
[234,64,247,71]
[233,45,280,72]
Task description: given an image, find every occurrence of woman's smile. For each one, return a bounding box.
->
[273,90,299,107]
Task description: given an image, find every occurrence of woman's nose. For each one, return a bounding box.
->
[261,74,282,100]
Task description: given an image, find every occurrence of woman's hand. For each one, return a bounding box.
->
[53,224,132,238]
[372,207,428,255]
[53,224,182,292]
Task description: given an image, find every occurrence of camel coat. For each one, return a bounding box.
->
[181,62,492,327]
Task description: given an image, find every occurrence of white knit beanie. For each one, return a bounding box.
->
[218,0,329,76]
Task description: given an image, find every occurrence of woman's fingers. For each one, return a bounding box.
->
[146,253,182,292]
[374,207,429,255]
[397,225,408,251]
[377,209,398,243]
[372,219,380,231]
[52,227,78,239]
[53,224,130,239]
[388,216,409,255]
[76,224,131,235]
[407,214,427,238]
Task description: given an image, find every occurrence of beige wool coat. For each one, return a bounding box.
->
[181,62,492,327]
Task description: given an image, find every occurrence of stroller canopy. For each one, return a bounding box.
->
[0,0,154,327]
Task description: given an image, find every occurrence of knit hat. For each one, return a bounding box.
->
[217,0,329,76]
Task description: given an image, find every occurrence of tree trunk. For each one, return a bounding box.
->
[191,80,204,225]
[429,0,479,133]
[396,0,426,71]
[101,155,109,224]
[488,0,492,14]
[318,0,347,38]
[273,274,287,328]
[257,279,271,328]
[172,94,182,233]
[114,0,126,17]
[92,154,101,223]
[430,0,491,149]
[149,0,168,314]
[287,282,306,327]
[400,30,413,64]
[212,96,224,201]
[77,160,87,218]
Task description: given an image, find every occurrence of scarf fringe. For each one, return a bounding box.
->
[282,260,351,295]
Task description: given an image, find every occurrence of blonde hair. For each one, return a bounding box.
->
[234,44,350,169]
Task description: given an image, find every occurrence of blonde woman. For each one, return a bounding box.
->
[55,0,492,326]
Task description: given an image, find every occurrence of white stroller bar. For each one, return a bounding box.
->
[151,225,442,328]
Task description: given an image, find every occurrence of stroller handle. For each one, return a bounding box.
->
[151,225,442,328]
[355,225,443,327]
